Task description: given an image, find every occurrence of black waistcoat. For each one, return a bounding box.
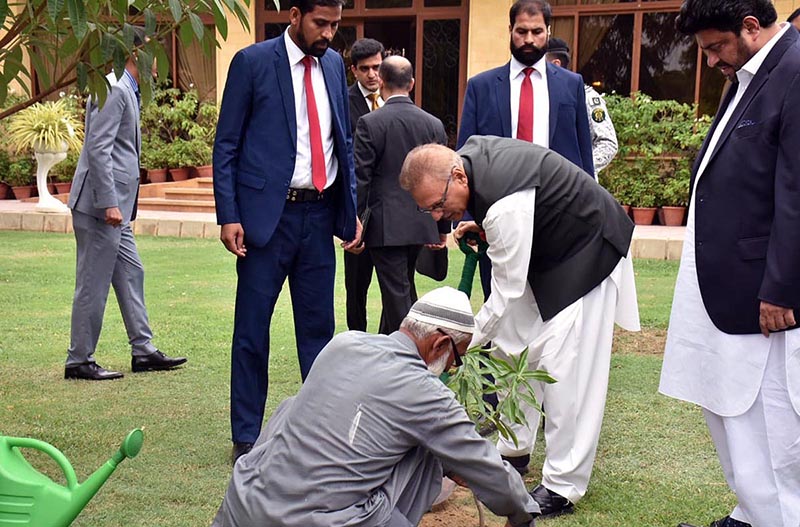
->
[459,135,634,321]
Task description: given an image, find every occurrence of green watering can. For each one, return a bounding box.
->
[0,429,143,527]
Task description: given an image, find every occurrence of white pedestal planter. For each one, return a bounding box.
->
[34,145,69,214]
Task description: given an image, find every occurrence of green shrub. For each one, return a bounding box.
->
[601,93,710,207]
[6,157,35,186]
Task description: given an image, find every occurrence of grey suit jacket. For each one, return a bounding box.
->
[69,72,141,223]
[354,96,448,248]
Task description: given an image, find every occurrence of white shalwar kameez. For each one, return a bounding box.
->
[469,189,640,504]
[659,23,800,527]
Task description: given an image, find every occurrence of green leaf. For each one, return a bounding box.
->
[112,43,127,80]
[144,8,157,35]
[0,82,7,107]
[211,0,228,40]
[179,20,194,47]
[58,34,80,58]
[0,0,8,27]
[188,12,204,41]
[154,44,170,84]
[76,62,88,91]
[47,0,65,22]
[29,52,52,90]
[168,0,182,22]
[66,0,87,40]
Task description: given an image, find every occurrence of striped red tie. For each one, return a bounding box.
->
[303,56,326,192]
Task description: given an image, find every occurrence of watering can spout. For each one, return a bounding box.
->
[0,429,143,527]
[69,429,144,518]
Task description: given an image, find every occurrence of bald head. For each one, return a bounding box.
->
[379,55,414,95]
[399,143,457,192]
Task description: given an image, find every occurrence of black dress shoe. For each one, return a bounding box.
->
[679,516,751,527]
[529,484,573,518]
[65,362,124,380]
[502,454,530,476]
[231,442,253,464]
[131,350,187,372]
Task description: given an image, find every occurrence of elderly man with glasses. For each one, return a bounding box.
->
[400,136,640,517]
[211,286,540,527]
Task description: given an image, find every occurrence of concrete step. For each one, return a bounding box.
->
[196,177,213,189]
[163,188,215,201]
[137,198,215,214]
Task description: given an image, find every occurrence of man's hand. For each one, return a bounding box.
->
[104,207,123,226]
[341,215,364,254]
[453,221,481,244]
[759,301,796,337]
[220,223,247,258]
[425,233,448,250]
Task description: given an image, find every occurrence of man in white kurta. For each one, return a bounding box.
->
[660,3,800,527]
[400,136,640,517]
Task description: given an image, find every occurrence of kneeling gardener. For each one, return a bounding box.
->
[211,286,539,527]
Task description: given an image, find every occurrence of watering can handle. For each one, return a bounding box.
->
[5,436,80,490]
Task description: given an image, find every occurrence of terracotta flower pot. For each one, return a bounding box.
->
[147,169,168,184]
[0,182,11,200]
[621,204,631,217]
[12,185,37,199]
[659,206,687,226]
[169,167,190,181]
[192,165,213,179]
[47,183,58,195]
[54,182,72,195]
[631,206,657,226]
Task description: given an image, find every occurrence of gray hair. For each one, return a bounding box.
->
[399,143,461,193]
[400,317,471,346]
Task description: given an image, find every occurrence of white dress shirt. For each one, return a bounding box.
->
[509,56,549,148]
[660,22,800,417]
[284,30,337,190]
[357,82,383,110]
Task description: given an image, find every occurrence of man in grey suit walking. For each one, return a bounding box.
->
[353,55,449,334]
[65,28,186,380]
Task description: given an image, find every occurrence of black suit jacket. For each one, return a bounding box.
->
[348,83,371,135]
[692,27,800,334]
[354,96,449,247]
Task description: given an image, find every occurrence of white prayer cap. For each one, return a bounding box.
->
[407,287,475,333]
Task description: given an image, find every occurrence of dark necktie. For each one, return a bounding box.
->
[302,56,326,192]
[517,67,534,142]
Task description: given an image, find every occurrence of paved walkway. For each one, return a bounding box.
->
[0,200,686,260]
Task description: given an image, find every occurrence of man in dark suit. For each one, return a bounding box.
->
[400,137,639,518]
[66,27,186,381]
[344,38,384,332]
[457,0,593,175]
[213,0,361,463]
[354,56,449,334]
[457,0,594,302]
[659,2,800,526]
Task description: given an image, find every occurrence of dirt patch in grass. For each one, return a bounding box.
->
[421,487,505,527]
[613,328,667,356]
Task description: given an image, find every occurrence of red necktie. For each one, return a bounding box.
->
[303,56,326,192]
[517,67,534,142]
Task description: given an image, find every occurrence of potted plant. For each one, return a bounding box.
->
[7,157,36,199]
[659,164,690,226]
[6,99,84,212]
[165,139,194,181]
[186,101,217,178]
[626,161,661,225]
[141,138,170,183]
[50,150,80,194]
[0,149,12,199]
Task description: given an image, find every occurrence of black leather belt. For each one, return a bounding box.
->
[286,187,324,203]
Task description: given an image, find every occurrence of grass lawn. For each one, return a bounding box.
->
[0,231,734,526]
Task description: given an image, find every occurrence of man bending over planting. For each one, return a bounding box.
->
[211,286,539,527]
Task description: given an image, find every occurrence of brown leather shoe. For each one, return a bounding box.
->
[65,362,124,380]
[529,484,573,518]
[131,350,187,372]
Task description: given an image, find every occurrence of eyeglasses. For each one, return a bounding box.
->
[437,329,463,368]
[417,167,456,214]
